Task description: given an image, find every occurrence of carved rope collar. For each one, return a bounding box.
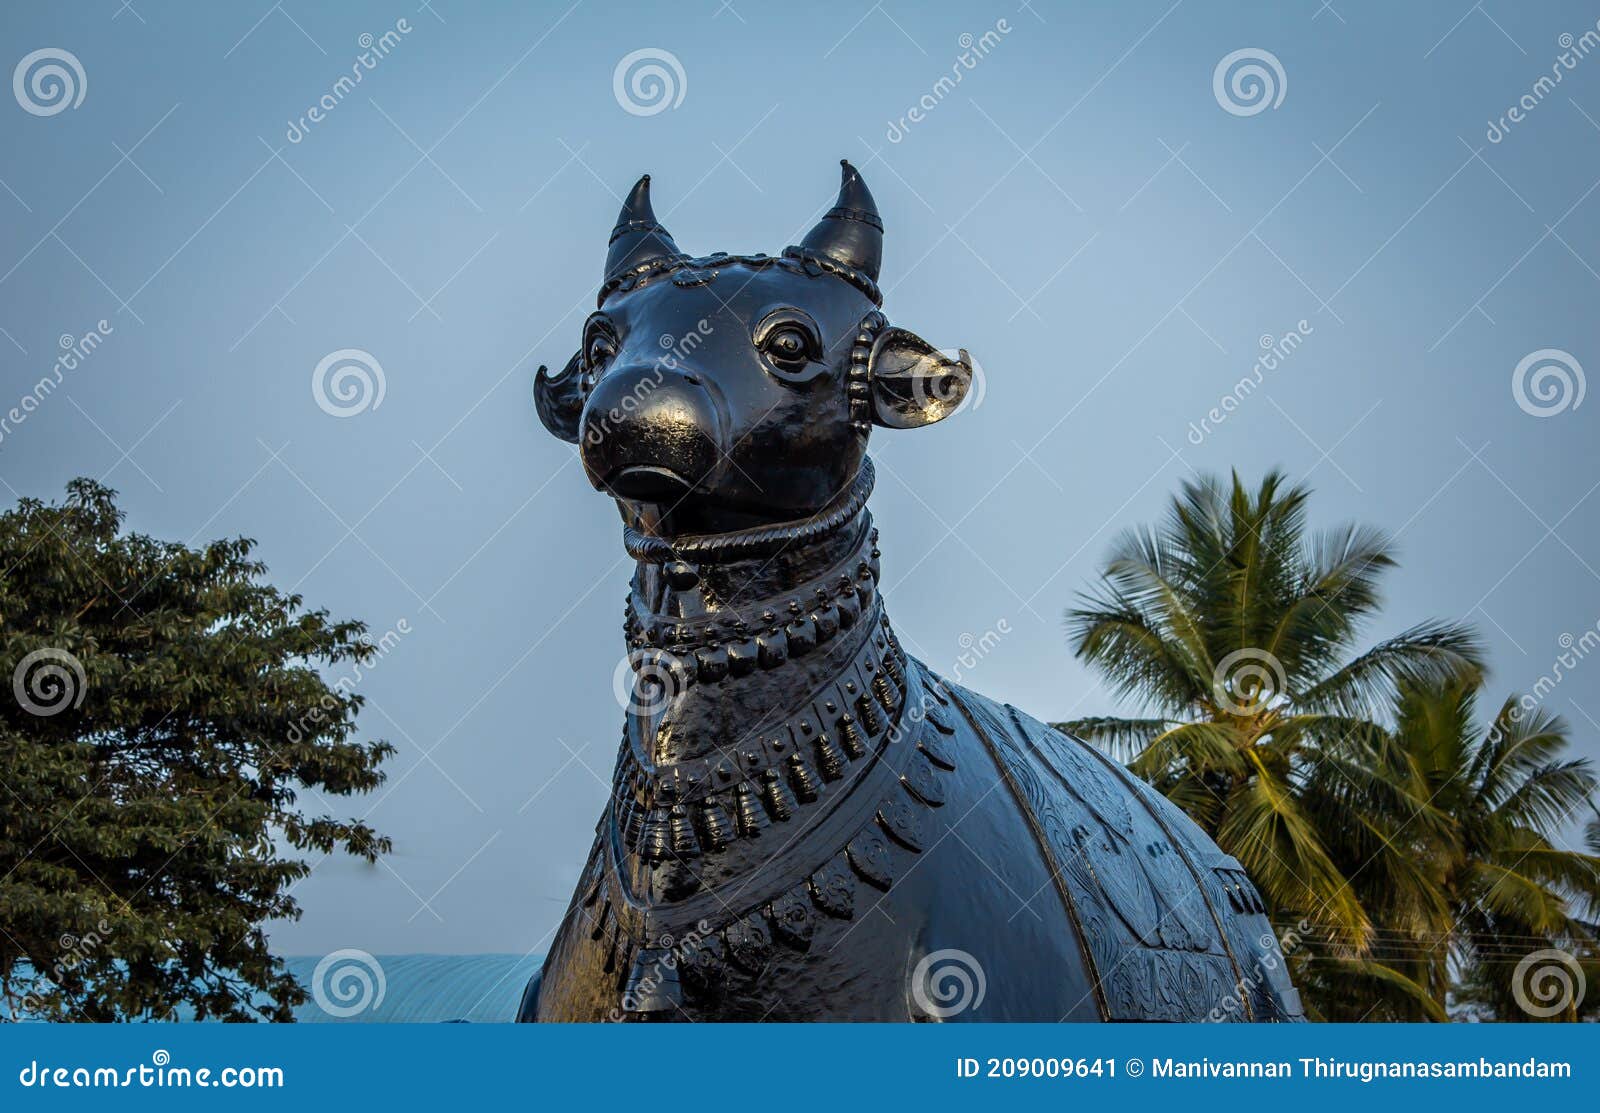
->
[623,457,876,567]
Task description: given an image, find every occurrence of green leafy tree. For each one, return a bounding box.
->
[1055,471,1482,996]
[1387,680,1600,1022]
[0,480,394,1021]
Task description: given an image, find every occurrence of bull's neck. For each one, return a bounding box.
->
[609,465,914,905]
[618,464,892,770]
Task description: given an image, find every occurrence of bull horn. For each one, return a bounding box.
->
[799,160,882,283]
[604,174,685,282]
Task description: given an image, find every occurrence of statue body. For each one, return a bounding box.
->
[522,166,1303,1022]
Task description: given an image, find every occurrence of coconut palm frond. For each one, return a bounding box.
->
[1297,620,1484,718]
[1051,716,1169,762]
[1217,761,1371,948]
[1066,602,1201,713]
[1466,859,1573,937]
[1495,760,1599,833]
[1478,700,1576,809]
[1333,958,1451,1021]
[1128,720,1249,781]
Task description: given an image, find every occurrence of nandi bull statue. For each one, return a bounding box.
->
[519,163,1303,1022]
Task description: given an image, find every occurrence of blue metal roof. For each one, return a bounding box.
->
[281,954,542,1023]
[4,954,543,1023]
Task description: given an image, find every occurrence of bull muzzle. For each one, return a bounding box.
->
[579,365,724,503]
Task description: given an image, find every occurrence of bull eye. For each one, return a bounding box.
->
[585,332,618,377]
[754,310,823,382]
[767,327,808,364]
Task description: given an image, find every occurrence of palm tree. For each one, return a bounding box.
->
[1056,471,1483,965]
[1390,680,1600,1021]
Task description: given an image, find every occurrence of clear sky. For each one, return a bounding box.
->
[2,1,1596,957]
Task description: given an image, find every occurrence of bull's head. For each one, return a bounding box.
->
[535,161,971,535]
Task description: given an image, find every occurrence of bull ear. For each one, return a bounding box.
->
[534,351,584,443]
[868,327,972,429]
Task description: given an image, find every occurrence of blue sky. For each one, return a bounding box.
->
[2,0,1597,956]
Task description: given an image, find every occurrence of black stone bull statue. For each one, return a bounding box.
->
[519,163,1303,1022]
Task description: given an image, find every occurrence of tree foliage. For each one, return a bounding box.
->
[1058,470,1599,1019]
[0,480,393,1021]
[1387,681,1600,1022]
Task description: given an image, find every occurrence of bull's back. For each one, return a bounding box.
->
[940,677,1303,1022]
